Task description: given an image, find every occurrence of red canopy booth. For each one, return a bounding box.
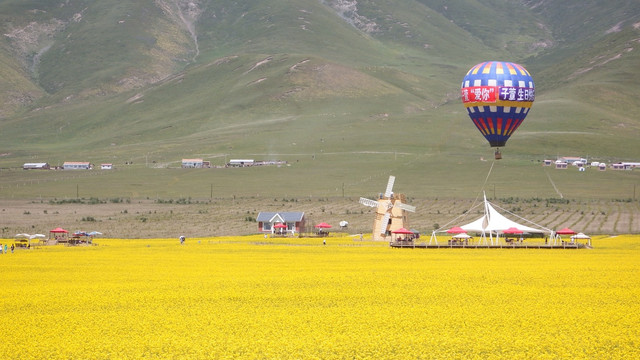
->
[502,227,523,244]
[273,223,287,235]
[49,227,69,243]
[315,222,332,235]
[555,227,577,243]
[392,227,415,242]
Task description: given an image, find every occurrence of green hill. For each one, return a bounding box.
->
[1,0,639,203]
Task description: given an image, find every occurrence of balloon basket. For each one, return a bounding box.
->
[494,149,502,160]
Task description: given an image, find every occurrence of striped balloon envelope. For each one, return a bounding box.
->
[461,61,534,149]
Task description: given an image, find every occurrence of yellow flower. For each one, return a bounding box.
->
[0,235,638,359]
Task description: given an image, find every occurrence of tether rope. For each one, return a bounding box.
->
[435,159,495,232]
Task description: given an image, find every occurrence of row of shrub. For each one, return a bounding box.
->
[48,197,130,205]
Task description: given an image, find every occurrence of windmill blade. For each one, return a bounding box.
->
[378,212,391,235]
[394,202,416,213]
[384,175,395,198]
[359,197,378,208]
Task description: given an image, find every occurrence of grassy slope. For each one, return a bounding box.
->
[0,0,639,236]
[0,48,43,117]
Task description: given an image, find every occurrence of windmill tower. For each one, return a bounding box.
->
[359,176,416,241]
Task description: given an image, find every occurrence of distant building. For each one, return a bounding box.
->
[611,162,640,170]
[63,162,92,170]
[23,162,50,170]
[228,159,254,167]
[558,156,586,165]
[555,161,568,169]
[181,159,210,168]
[256,212,306,235]
[255,160,287,166]
[543,160,553,166]
[100,163,113,170]
[599,163,607,171]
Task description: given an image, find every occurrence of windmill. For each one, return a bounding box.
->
[359,175,416,241]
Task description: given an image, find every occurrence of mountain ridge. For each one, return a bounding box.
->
[1,0,639,167]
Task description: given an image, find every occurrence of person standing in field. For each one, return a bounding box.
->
[180,236,185,245]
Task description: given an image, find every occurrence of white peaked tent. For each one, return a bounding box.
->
[461,201,547,233]
[431,194,552,245]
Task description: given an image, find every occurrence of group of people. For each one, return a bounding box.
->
[505,237,524,244]
[0,244,14,254]
[448,238,469,245]
[395,236,415,243]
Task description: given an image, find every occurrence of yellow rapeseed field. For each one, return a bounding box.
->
[1,235,638,359]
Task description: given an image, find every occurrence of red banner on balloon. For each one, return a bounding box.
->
[462,86,534,103]
[461,86,497,104]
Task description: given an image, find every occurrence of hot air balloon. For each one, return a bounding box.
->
[461,61,535,159]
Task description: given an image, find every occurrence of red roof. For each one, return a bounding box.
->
[446,226,466,234]
[556,227,576,235]
[502,227,523,234]
[392,227,414,234]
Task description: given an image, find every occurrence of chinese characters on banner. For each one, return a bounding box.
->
[462,86,535,104]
